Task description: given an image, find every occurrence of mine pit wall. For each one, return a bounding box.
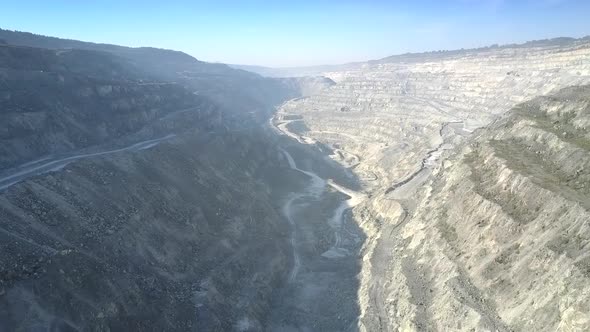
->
[0,129,292,331]
[276,41,590,331]
[280,41,590,183]
[354,87,590,331]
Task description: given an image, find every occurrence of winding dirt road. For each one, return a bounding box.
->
[279,148,325,282]
[274,107,368,280]
[0,134,175,191]
[279,148,366,274]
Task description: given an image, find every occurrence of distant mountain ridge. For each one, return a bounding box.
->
[232,36,590,78]
[373,36,590,64]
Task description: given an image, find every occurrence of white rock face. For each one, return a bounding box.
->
[275,40,590,331]
[280,41,590,184]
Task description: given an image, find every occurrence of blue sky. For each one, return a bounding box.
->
[1,0,589,67]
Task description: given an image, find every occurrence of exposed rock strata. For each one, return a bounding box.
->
[355,86,590,331]
[279,39,590,186]
[277,39,590,331]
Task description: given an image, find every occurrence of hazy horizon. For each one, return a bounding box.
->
[2,0,590,67]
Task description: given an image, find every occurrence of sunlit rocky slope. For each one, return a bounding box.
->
[274,37,590,331]
[278,38,590,186]
[354,85,590,331]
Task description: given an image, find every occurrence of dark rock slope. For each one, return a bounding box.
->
[0,30,334,171]
[0,43,216,170]
[0,31,317,331]
[0,29,328,117]
[0,128,293,331]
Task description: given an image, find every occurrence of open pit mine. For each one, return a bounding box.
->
[1,30,590,331]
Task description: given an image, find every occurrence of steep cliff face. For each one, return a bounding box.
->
[0,128,294,331]
[356,86,590,331]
